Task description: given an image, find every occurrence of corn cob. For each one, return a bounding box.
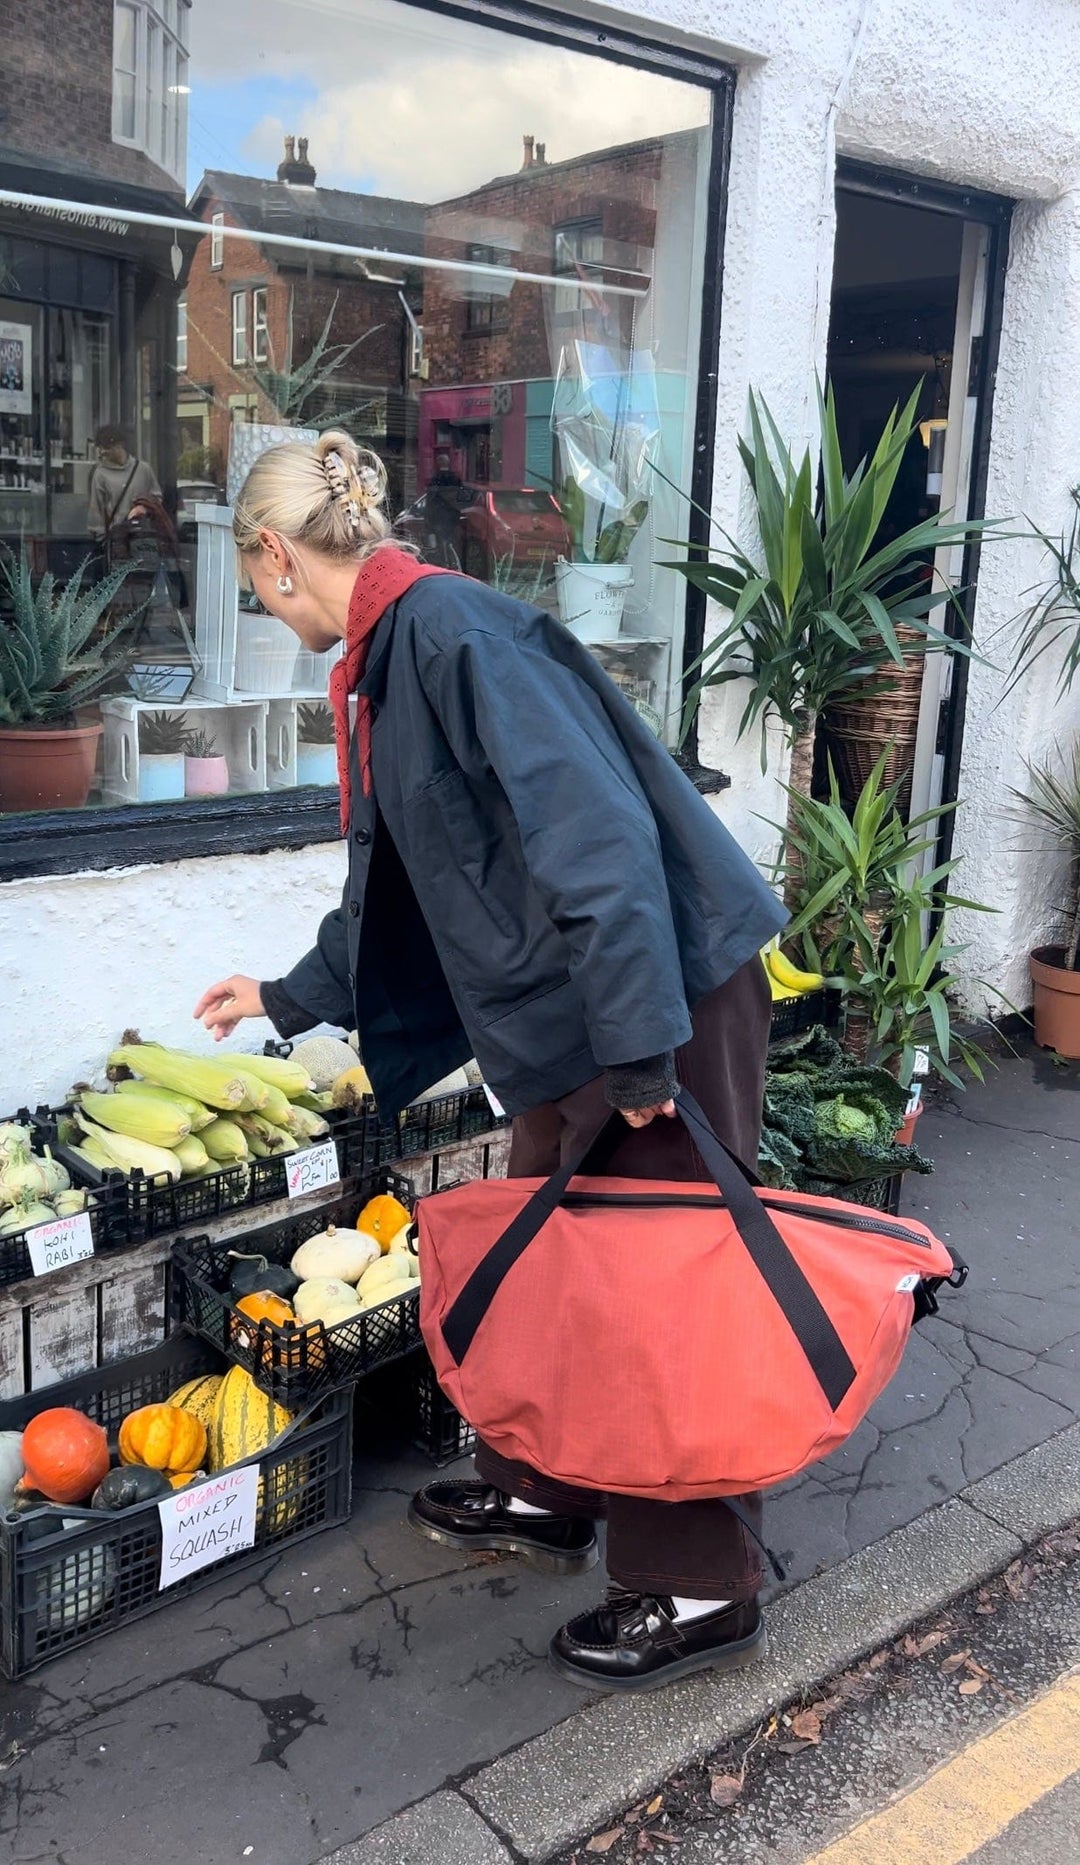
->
[228,1065,273,1114]
[74,1114,181,1183]
[78,1089,190,1149]
[294,1090,335,1115]
[115,1079,215,1132]
[108,1044,248,1112]
[173,1135,210,1176]
[201,1118,250,1164]
[235,1075,291,1126]
[235,1112,291,1153]
[231,1052,316,1099]
[287,1102,330,1142]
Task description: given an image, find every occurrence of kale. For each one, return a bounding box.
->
[757,1025,932,1192]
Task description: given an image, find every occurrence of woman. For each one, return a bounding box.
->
[195,431,788,1693]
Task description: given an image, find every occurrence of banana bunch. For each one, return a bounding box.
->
[761,945,825,1001]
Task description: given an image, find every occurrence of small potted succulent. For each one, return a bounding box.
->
[296,703,337,787]
[138,709,188,802]
[183,726,229,797]
[0,547,133,812]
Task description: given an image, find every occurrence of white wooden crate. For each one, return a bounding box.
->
[101,696,268,804]
[193,505,341,702]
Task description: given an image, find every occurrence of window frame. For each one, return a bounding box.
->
[231,288,248,366]
[251,285,269,363]
[176,292,187,372]
[4,0,735,880]
[110,0,190,183]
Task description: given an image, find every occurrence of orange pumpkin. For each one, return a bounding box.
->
[18,1408,110,1504]
[229,1290,295,1365]
[168,1469,205,1490]
[357,1193,412,1252]
[119,1403,207,1475]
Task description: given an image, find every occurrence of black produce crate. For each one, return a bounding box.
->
[265,1042,505,1168]
[798,1171,903,1218]
[171,1170,420,1408]
[0,1337,351,1679]
[768,990,842,1045]
[29,1099,372,1248]
[411,1355,476,1465]
[0,1123,121,1290]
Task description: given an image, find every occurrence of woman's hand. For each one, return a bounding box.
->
[194,975,264,1041]
[620,1099,676,1129]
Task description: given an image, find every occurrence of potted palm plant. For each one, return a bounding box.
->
[1009,742,1080,1056]
[183,726,229,797]
[0,547,133,812]
[138,710,187,802]
[227,296,381,504]
[662,384,989,897]
[296,703,337,787]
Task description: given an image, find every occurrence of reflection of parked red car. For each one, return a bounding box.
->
[397,486,570,577]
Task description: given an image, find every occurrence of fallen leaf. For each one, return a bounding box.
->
[790,1709,823,1743]
[586,1831,622,1854]
[903,1629,948,1659]
[815,1694,843,1716]
[958,1676,985,1696]
[868,1650,890,1670]
[646,1797,664,1816]
[777,1739,814,1755]
[963,1658,990,1678]
[709,1772,744,1807]
[940,1650,971,1675]
[975,1602,996,1615]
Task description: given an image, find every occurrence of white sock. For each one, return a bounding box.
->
[670,1596,731,1621]
[503,1493,556,1517]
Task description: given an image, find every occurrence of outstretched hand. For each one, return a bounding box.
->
[194,974,264,1041]
[620,1099,676,1129]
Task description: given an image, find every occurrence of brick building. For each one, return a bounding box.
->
[183,140,426,509]
[0,0,191,548]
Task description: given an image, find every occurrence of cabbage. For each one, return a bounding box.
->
[814,1095,878,1141]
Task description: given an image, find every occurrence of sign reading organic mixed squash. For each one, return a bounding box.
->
[157,1464,259,1589]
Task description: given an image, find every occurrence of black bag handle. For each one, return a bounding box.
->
[440,1084,857,1412]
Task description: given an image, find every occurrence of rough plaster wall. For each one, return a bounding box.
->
[0,843,346,1113]
[7,0,1080,1072]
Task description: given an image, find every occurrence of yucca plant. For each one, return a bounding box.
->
[251,296,379,431]
[0,547,134,724]
[1003,487,1080,700]
[660,383,992,870]
[1007,742,1080,970]
[297,703,335,745]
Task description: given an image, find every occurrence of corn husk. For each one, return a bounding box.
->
[78,1090,190,1150]
[73,1114,182,1184]
[115,1080,215,1132]
[200,1119,250,1164]
[109,1044,250,1112]
[231,1052,316,1098]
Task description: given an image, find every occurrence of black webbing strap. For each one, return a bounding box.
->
[440,1084,857,1413]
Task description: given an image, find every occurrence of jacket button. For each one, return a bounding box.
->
[348,900,360,918]
[353,827,371,845]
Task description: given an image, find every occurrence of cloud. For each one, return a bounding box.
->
[191,0,709,202]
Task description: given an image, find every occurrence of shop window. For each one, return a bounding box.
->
[0,0,730,873]
[231,291,248,366]
[110,0,189,183]
[252,288,269,364]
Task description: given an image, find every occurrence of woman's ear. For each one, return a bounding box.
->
[257,528,292,577]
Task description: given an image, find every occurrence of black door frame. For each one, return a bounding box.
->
[834,160,1013,871]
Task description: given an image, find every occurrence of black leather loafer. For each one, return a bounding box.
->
[407,1481,598,1575]
[549,1588,766,1691]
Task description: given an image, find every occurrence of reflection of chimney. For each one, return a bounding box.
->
[277,133,317,185]
[536,142,547,165]
[522,134,535,169]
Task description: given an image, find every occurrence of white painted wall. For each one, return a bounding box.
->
[7,0,1080,1099]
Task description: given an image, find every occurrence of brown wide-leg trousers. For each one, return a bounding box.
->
[473,953,772,1600]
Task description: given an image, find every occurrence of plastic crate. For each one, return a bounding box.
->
[768,991,842,1044]
[411,1355,476,1465]
[0,1120,122,1290]
[264,1042,504,1168]
[171,1170,420,1407]
[0,1336,352,1678]
[28,1100,372,1248]
[798,1171,903,1217]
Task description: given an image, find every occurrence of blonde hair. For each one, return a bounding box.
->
[233,430,403,575]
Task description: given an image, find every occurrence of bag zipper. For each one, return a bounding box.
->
[560,1190,931,1250]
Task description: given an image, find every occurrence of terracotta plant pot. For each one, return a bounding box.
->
[0,721,103,813]
[895,1100,924,1147]
[184,754,230,798]
[1030,946,1080,1059]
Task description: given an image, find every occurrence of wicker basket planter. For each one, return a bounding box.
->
[825,628,926,815]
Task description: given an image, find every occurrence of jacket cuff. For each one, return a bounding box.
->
[259,979,320,1042]
[604,1051,677,1111]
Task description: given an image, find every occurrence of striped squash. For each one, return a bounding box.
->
[167,1374,224,1434]
[208,1365,293,1473]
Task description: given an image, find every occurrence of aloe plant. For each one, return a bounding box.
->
[251,296,380,431]
[139,710,188,755]
[297,703,335,745]
[0,548,134,725]
[661,383,992,807]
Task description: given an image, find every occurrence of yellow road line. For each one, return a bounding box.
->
[803,1669,1080,1865]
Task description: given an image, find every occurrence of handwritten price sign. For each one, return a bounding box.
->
[285,1139,341,1201]
[27,1210,95,1278]
[158,1465,259,1589]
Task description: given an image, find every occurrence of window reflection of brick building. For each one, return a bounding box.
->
[183,140,425,510]
[420,133,663,491]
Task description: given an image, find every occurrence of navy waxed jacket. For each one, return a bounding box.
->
[279,573,787,1119]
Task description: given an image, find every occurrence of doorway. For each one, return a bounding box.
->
[825,169,1010,837]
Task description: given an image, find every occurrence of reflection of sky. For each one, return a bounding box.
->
[183,0,709,204]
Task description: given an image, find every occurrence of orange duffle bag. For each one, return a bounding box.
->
[418,1086,966,1502]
